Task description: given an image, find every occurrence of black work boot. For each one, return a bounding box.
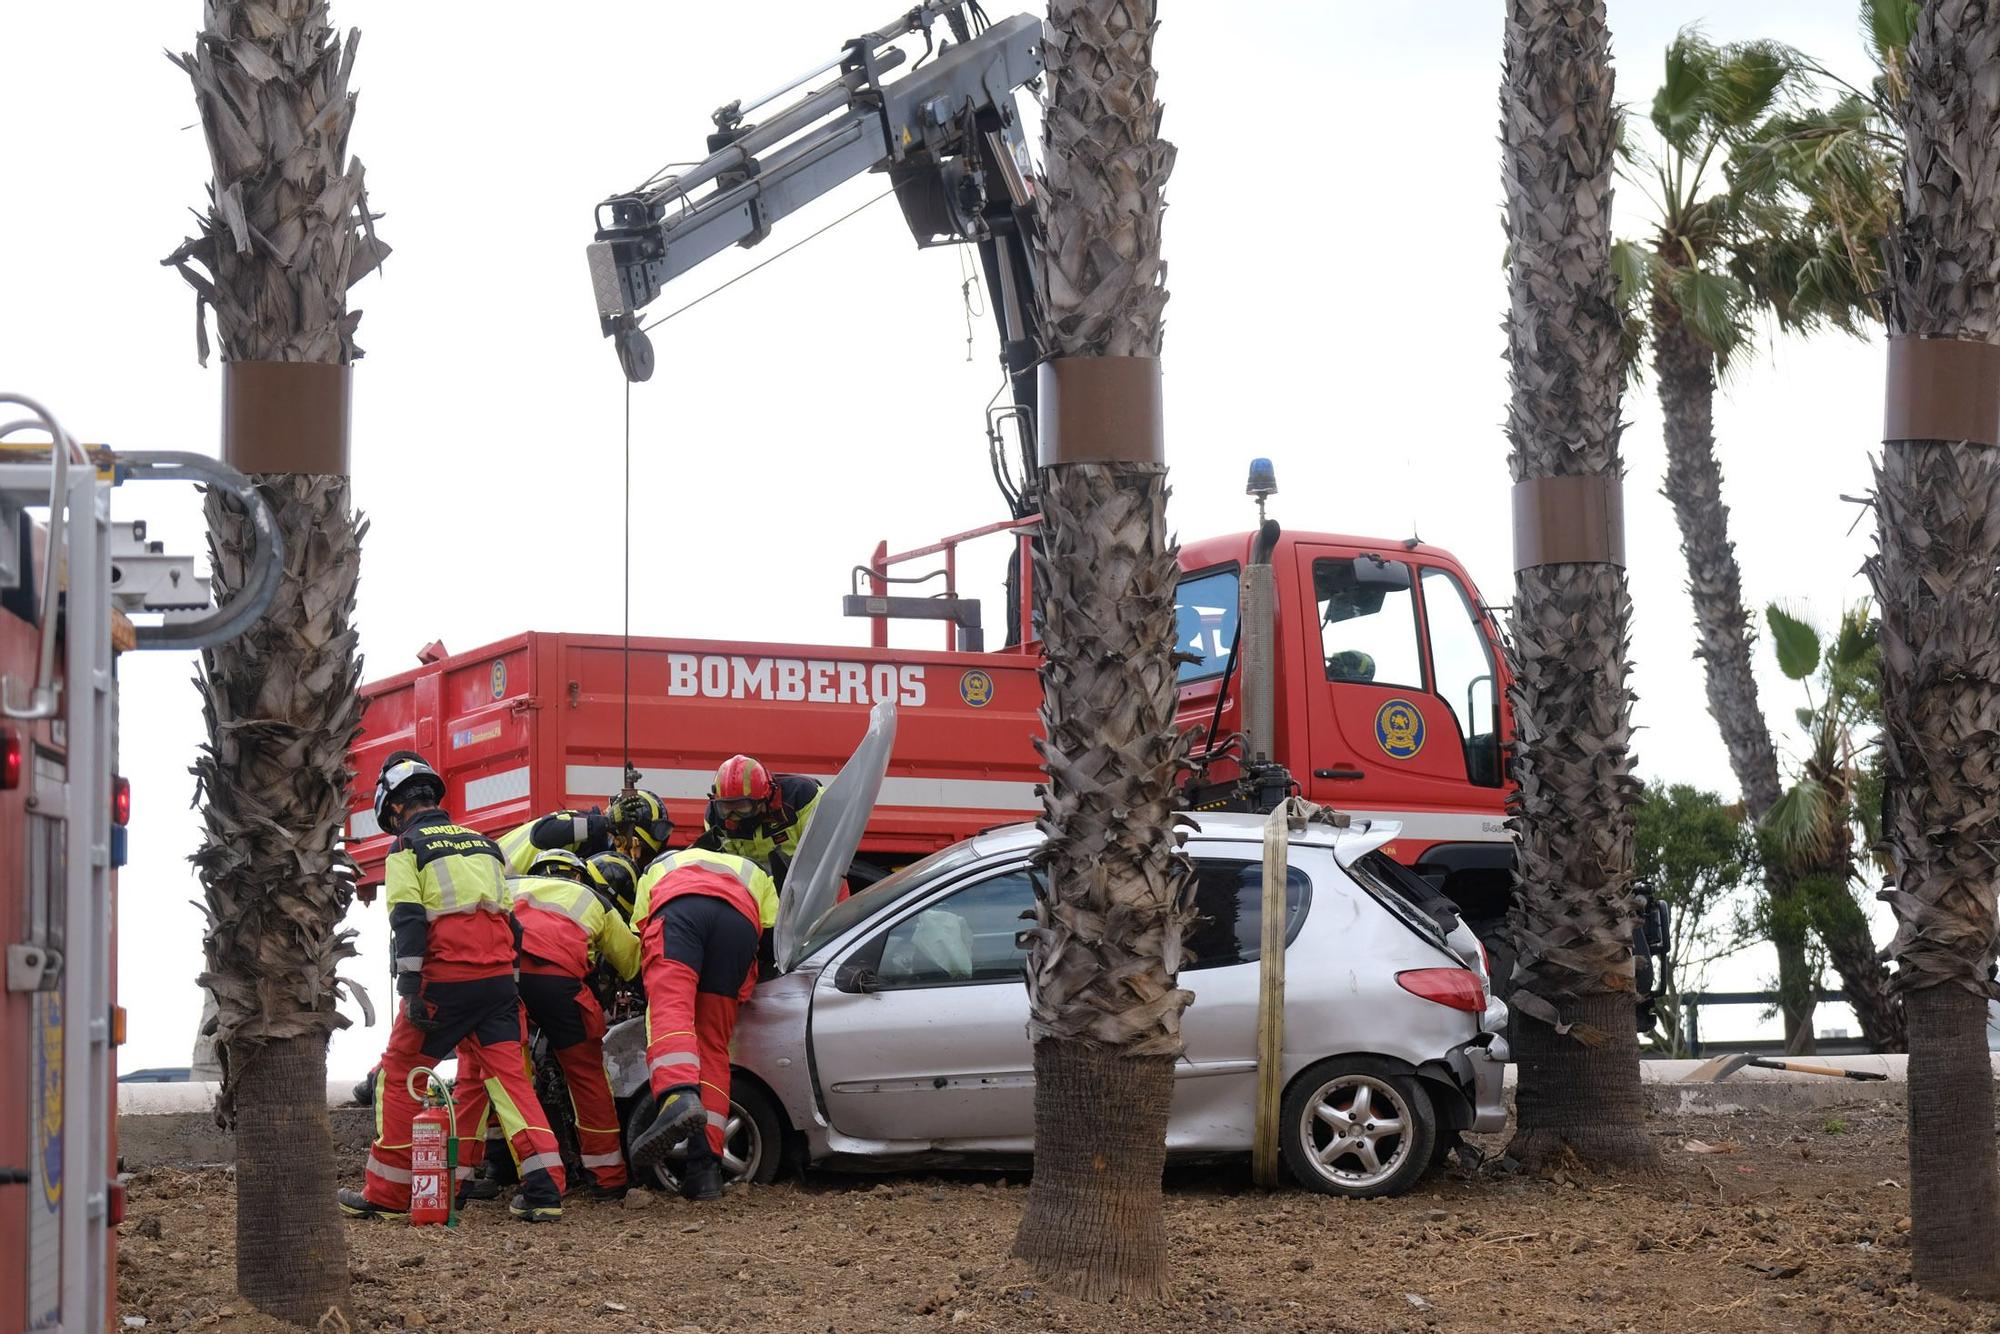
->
[508,1170,564,1223]
[679,1156,724,1202]
[336,1187,403,1220]
[456,1175,501,1207]
[628,1086,706,1175]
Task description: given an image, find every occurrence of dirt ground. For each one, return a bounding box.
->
[116,1099,2000,1333]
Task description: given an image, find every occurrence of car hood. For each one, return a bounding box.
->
[774,699,897,972]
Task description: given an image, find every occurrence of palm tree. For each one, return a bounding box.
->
[166,1,383,1320]
[1614,30,1904,1052]
[1760,605,1892,1002]
[1498,0,1652,1169]
[1866,0,2000,1297]
[1011,0,1191,1301]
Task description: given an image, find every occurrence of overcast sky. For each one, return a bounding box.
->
[3,1,1889,1077]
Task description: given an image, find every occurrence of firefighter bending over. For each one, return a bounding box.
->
[498,788,673,874]
[341,752,568,1223]
[626,847,779,1199]
[694,755,822,885]
[456,847,643,1201]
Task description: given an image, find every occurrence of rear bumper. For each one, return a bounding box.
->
[1452,1035,1509,1134]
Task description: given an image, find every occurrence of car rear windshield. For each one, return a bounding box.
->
[1344,850,1461,949]
[798,842,984,962]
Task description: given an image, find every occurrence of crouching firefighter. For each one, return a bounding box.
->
[457,848,643,1200]
[627,847,779,1199]
[694,755,821,886]
[341,751,569,1223]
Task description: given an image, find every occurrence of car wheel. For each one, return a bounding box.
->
[1280,1057,1437,1199]
[624,1080,784,1191]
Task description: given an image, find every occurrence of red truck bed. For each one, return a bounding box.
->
[347,631,1045,888]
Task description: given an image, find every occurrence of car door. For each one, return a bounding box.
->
[1294,544,1472,806]
[1170,854,1311,1150]
[809,862,1040,1147]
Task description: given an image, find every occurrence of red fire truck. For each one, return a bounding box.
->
[344,507,1513,919]
[2,402,279,1334]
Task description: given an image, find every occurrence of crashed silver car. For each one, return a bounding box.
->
[604,810,1508,1199]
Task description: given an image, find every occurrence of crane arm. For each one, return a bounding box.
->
[585,0,1047,432]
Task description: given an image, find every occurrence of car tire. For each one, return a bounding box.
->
[1280,1056,1437,1199]
[622,1077,784,1191]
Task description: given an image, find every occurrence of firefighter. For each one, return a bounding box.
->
[497,789,673,875]
[340,751,568,1223]
[694,755,822,885]
[625,846,778,1200]
[456,847,643,1200]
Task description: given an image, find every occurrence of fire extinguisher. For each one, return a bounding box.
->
[405,1065,457,1228]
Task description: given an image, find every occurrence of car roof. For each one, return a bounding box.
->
[968,810,1399,861]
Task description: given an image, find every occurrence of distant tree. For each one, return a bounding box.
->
[1633,783,1760,1056]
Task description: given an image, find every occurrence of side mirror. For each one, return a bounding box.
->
[834,958,879,994]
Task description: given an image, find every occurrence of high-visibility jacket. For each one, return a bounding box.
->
[385,808,518,984]
[498,809,610,876]
[699,774,823,876]
[512,874,642,981]
[633,849,780,934]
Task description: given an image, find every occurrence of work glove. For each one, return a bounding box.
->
[406,989,442,1033]
[611,794,654,829]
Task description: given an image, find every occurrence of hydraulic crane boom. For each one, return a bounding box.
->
[585,0,1047,473]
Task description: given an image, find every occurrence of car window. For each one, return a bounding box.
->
[1419,567,1503,787]
[1174,567,1240,684]
[1315,556,1423,689]
[797,842,983,962]
[874,867,1038,988]
[1184,858,1310,970]
[1346,850,1459,947]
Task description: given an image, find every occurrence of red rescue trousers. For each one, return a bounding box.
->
[641,892,760,1157]
[366,974,566,1209]
[457,967,627,1190]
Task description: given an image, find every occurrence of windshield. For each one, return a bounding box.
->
[797,841,986,963]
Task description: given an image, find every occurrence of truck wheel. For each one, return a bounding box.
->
[1280,1056,1436,1199]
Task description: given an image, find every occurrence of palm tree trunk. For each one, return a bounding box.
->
[1868,0,2000,1298]
[1500,0,1653,1170]
[1012,0,1190,1301]
[170,2,381,1320]
[1653,304,1905,1053]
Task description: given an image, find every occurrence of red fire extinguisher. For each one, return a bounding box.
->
[406,1066,457,1228]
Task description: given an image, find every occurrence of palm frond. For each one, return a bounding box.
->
[1665,263,1753,367]
[1765,602,1824,681]
[1764,778,1837,864]
[1653,29,1719,154]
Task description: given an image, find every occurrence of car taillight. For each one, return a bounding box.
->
[112,775,130,826]
[2,727,19,790]
[1397,967,1486,1013]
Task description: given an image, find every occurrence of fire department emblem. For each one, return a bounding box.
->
[959,669,995,708]
[1375,699,1425,759]
[490,660,507,699]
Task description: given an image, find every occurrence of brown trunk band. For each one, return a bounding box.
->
[1883,334,2000,447]
[1512,473,1625,570]
[1037,356,1164,467]
[222,360,351,476]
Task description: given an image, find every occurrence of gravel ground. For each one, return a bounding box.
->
[115,1099,2000,1333]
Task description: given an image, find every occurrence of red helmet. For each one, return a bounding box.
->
[712,755,774,803]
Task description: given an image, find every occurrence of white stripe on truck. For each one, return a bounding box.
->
[561,765,1041,813]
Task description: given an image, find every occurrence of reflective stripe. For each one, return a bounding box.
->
[580,1152,625,1168]
[366,1154,412,1185]
[454,1166,475,1181]
[668,850,759,892]
[432,855,463,911]
[572,814,590,844]
[394,955,424,973]
[705,1112,729,1129]
[649,1051,699,1073]
[515,882,594,930]
[517,1152,564,1176]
